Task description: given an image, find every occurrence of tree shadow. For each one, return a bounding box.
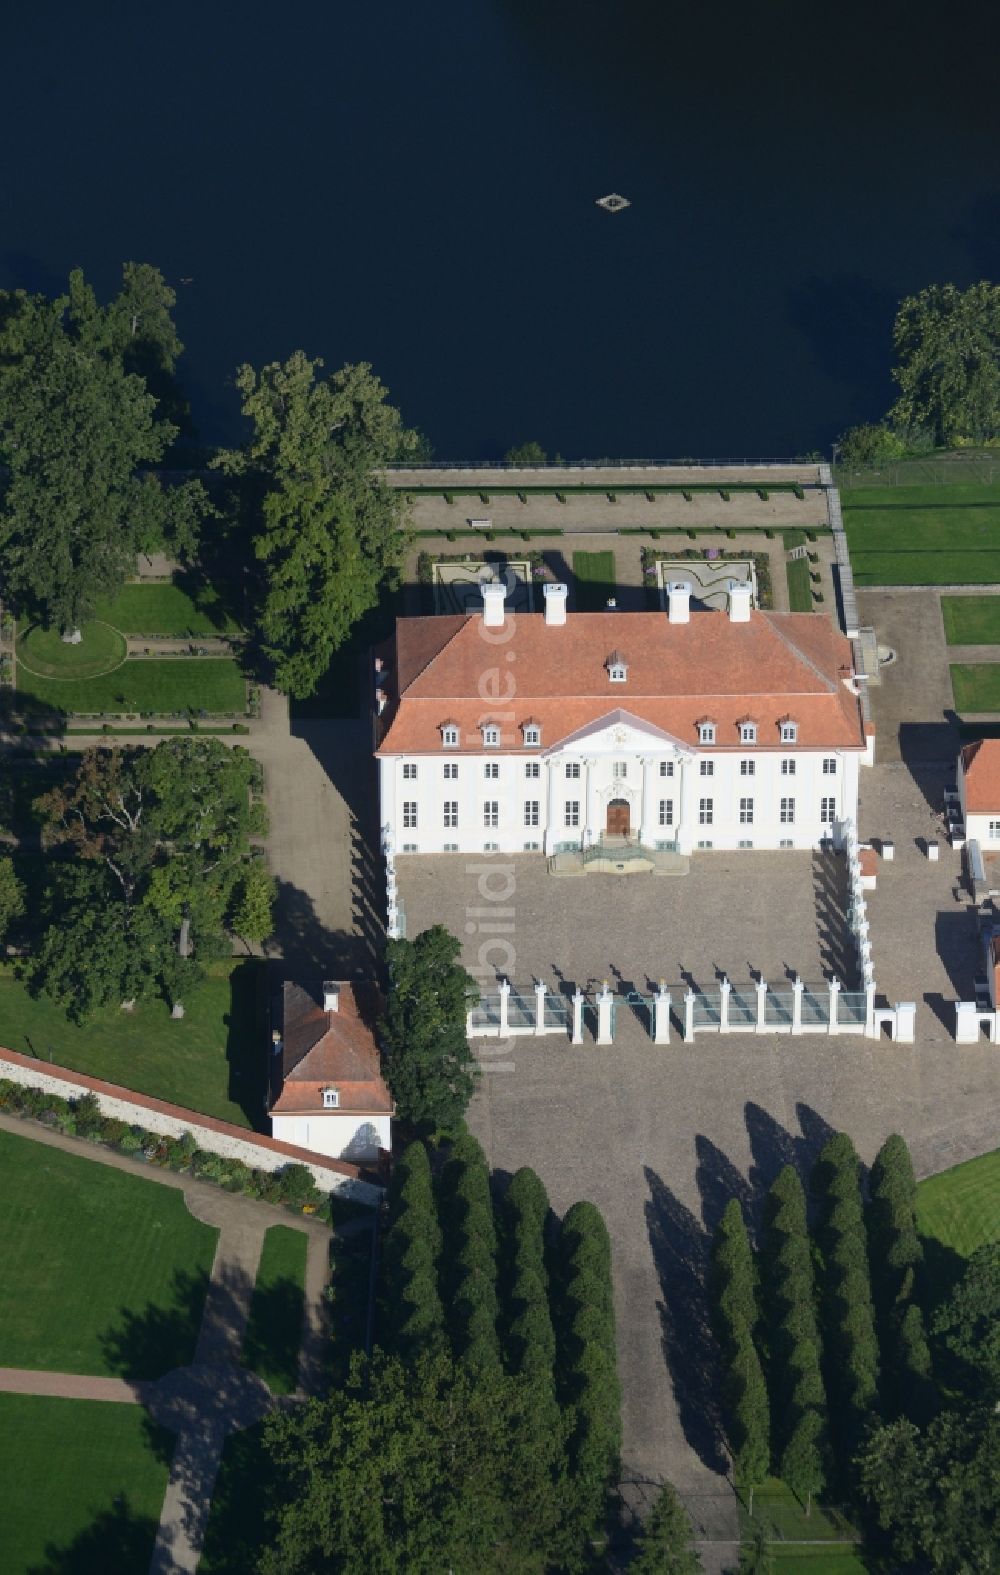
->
[644,1165,726,1472]
[26,1495,165,1575]
[934,908,982,998]
[811,849,856,984]
[99,1266,212,1384]
[0,689,68,742]
[226,958,268,1129]
[743,1101,837,1234]
[197,1419,281,1575]
[242,1273,306,1396]
[270,878,373,979]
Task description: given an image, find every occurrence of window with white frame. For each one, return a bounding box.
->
[740,759,755,777]
[523,724,541,746]
[402,762,417,780]
[780,720,798,744]
[443,801,458,828]
[482,724,500,748]
[740,797,754,824]
[780,797,795,824]
[823,757,837,775]
[322,1087,340,1109]
[608,661,627,683]
[697,839,714,850]
[524,801,539,827]
[779,838,793,848]
[441,725,459,748]
[659,799,674,826]
[483,762,499,779]
[699,797,713,825]
[402,843,418,852]
[565,762,580,779]
[444,843,459,852]
[612,761,628,779]
[484,841,499,851]
[991,821,1000,838]
[443,762,458,780]
[523,840,540,851]
[564,800,580,828]
[740,722,757,744]
[483,801,499,828]
[820,796,836,824]
[698,722,716,744]
[403,801,417,829]
[738,839,753,849]
[700,760,714,777]
[781,759,796,776]
[524,761,540,779]
[659,760,674,778]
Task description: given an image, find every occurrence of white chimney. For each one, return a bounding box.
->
[322,981,340,1013]
[480,583,507,628]
[543,583,568,626]
[728,580,752,623]
[667,581,691,624]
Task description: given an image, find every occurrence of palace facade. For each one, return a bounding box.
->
[374,580,872,857]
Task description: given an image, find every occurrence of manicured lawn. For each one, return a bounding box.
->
[916,1147,1000,1261]
[941,595,1000,645]
[16,657,247,716]
[0,1126,217,1376]
[770,1551,869,1571]
[200,1420,280,1575]
[18,621,126,679]
[572,550,616,611]
[242,1225,308,1395]
[742,1480,859,1545]
[786,554,813,611]
[94,581,243,636]
[843,489,1000,586]
[0,1395,172,1575]
[0,960,267,1128]
[951,663,1000,712]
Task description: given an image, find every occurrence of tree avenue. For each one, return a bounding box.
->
[0,266,208,632]
[217,353,420,698]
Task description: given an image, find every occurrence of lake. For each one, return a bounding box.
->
[4,0,1000,459]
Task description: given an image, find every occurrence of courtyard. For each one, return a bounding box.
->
[397,847,857,1030]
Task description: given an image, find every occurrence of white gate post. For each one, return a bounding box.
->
[864,980,876,1038]
[683,990,696,1044]
[719,976,731,1033]
[596,983,614,1047]
[498,979,511,1036]
[755,978,768,1033]
[534,981,547,1036]
[653,982,671,1045]
[791,976,804,1035]
[571,989,584,1045]
[828,977,841,1036]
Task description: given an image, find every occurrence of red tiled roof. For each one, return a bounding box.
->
[271,982,393,1117]
[376,610,867,754]
[961,739,1000,812]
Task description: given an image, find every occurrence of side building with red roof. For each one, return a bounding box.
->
[958,738,1000,850]
[269,980,393,1162]
[373,578,872,857]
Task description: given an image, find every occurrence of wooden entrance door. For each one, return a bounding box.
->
[606,799,630,836]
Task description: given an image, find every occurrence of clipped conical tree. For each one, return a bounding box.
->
[437,1131,499,1373]
[760,1165,829,1470]
[711,1198,758,1349]
[631,1480,702,1574]
[554,1199,621,1536]
[380,1140,446,1361]
[896,1301,938,1427]
[866,1133,926,1417]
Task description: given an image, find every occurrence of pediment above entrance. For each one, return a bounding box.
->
[543,708,694,758]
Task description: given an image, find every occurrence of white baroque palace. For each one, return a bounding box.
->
[374,581,873,857]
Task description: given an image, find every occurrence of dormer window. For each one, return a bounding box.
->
[482,722,501,748]
[322,1087,340,1109]
[522,720,541,747]
[606,650,627,683]
[697,720,716,745]
[739,720,757,745]
[441,721,459,749]
[779,718,798,745]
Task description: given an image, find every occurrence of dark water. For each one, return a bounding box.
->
[4,0,1000,459]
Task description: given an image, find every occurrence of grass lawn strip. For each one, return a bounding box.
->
[916,1147,1000,1260]
[941,595,1000,645]
[199,1420,279,1575]
[0,1394,172,1575]
[16,656,247,715]
[17,621,127,679]
[841,483,1000,510]
[0,960,265,1128]
[572,550,616,611]
[241,1224,308,1395]
[95,582,243,636]
[951,664,1000,712]
[0,1126,217,1376]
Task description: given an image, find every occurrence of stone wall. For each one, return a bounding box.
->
[0,1046,382,1205]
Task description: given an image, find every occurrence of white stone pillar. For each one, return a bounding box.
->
[571,989,584,1045]
[585,758,600,846]
[498,978,511,1036]
[955,1001,980,1044]
[791,976,804,1035]
[640,757,657,847]
[719,976,731,1033]
[596,983,614,1046]
[534,981,547,1036]
[545,761,560,853]
[864,981,876,1039]
[653,983,671,1045]
[683,989,696,1043]
[828,977,841,1036]
[755,978,768,1033]
[895,1001,916,1043]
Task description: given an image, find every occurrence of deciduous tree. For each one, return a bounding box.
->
[890,280,1000,445]
[0,855,25,944]
[381,925,478,1132]
[931,1240,1000,1400]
